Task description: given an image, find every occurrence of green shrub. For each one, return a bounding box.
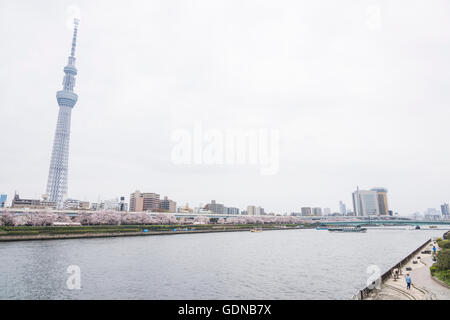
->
[436,249,450,271]
[433,270,450,286]
[437,240,450,249]
[430,265,438,275]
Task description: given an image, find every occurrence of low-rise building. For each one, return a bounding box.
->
[62,198,90,210]
[129,191,160,212]
[178,203,193,213]
[206,200,225,214]
[225,207,240,215]
[11,193,56,209]
[247,206,264,216]
[119,197,128,211]
[160,196,177,213]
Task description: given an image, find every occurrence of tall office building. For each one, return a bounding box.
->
[323,208,331,216]
[312,207,322,216]
[339,201,347,216]
[352,187,379,216]
[441,203,449,216]
[371,188,389,215]
[301,207,312,216]
[46,19,80,208]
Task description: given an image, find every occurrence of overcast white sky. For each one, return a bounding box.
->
[1,0,449,215]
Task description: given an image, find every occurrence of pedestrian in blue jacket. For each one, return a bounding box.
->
[405,274,411,290]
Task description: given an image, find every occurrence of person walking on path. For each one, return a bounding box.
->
[433,245,436,255]
[405,274,412,290]
[393,268,399,280]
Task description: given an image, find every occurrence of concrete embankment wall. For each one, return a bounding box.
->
[353,238,432,300]
[0,227,300,242]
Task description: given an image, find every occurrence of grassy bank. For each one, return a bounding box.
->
[0,223,313,240]
[430,237,450,286]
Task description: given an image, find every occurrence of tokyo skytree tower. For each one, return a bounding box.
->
[46,19,80,208]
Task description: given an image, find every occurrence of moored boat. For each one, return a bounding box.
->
[328,226,367,233]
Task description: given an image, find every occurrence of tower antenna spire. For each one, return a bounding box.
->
[70,18,79,58]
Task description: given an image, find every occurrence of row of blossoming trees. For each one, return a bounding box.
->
[0,211,310,227]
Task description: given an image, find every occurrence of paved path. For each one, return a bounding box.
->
[367,242,449,300]
[409,246,450,300]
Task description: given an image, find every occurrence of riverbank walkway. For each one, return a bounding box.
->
[366,241,450,300]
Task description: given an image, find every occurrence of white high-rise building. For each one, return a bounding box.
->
[441,203,449,217]
[352,188,379,216]
[339,201,347,216]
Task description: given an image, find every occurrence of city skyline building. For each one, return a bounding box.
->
[160,196,177,213]
[178,203,194,213]
[352,187,379,216]
[371,187,389,215]
[119,197,128,211]
[247,206,264,216]
[129,191,160,212]
[424,208,441,220]
[0,194,6,208]
[339,201,347,216]
[45,19,80,208]
[11,193,56,209]
[225,207,240,215]
[63,198,90,210]
[206,200,225,214]
[301,207,312,216]
[425,207,440,216]
[441,203,449,216]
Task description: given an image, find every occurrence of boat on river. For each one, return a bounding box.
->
[328,226,367,233]
[251,228,263,232]
[316,226,328,230]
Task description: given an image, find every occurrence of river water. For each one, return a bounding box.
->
[0,227,448,299]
